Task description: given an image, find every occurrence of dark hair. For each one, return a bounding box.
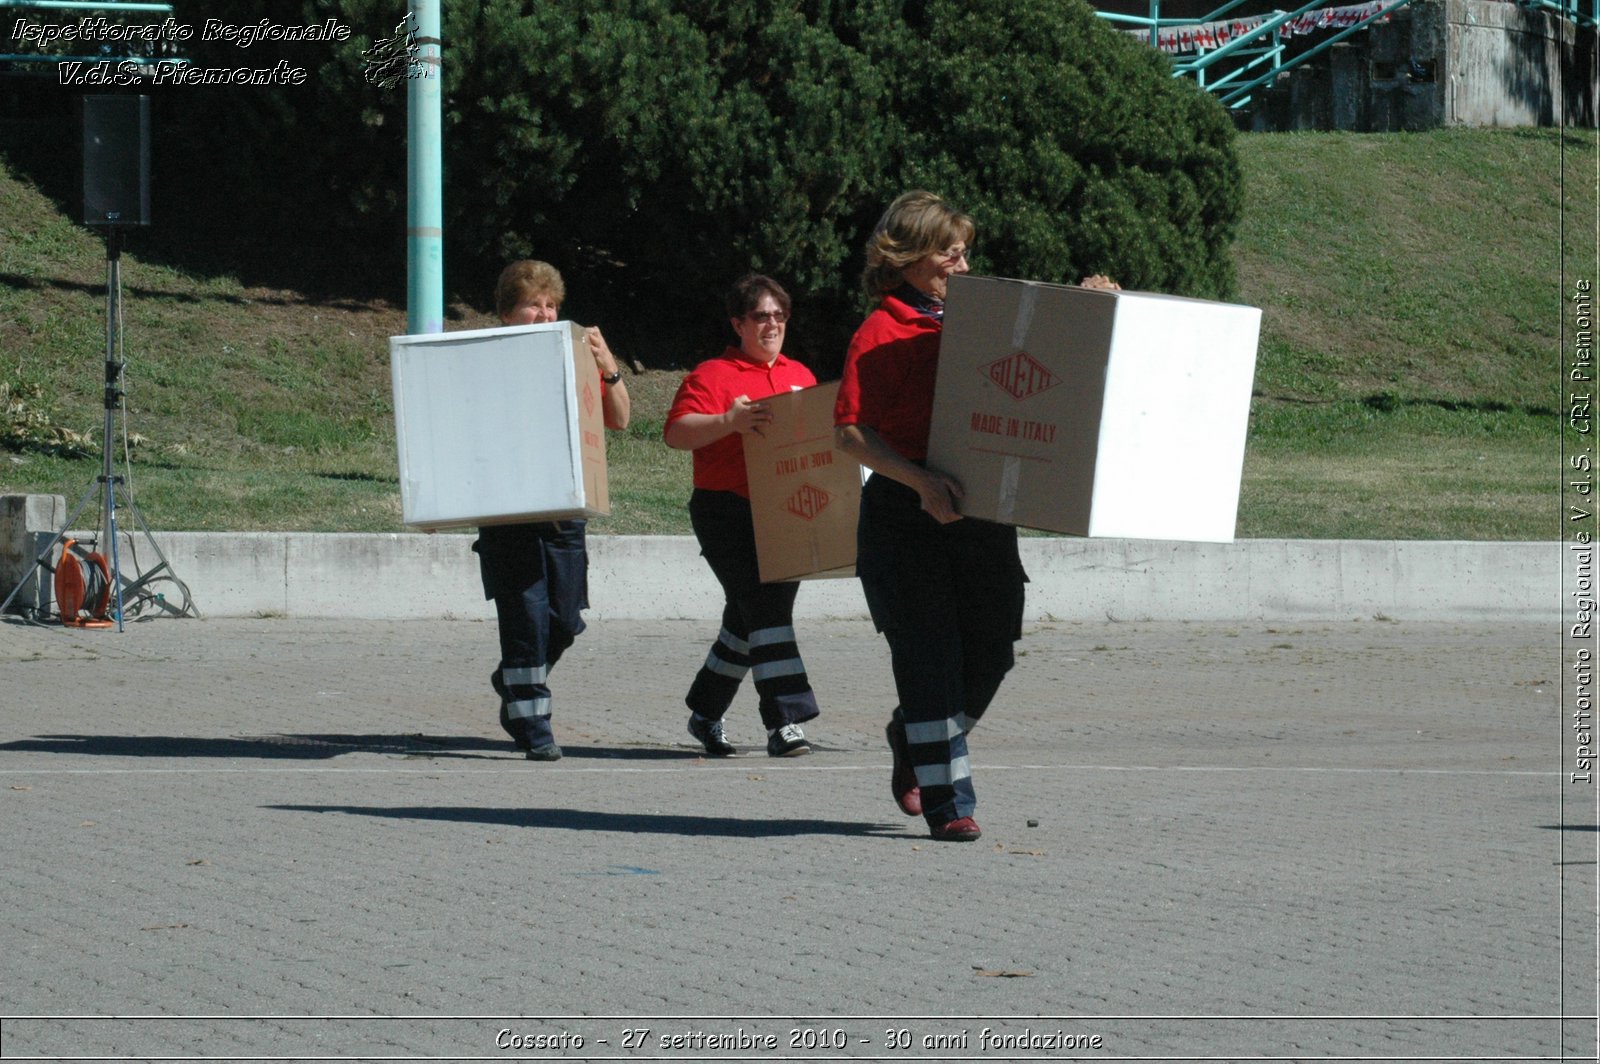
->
[726,273,792,320]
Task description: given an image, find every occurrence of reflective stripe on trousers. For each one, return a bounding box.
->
[476,520,589,747]
[685,489,820,731]
[857,473,1024,825]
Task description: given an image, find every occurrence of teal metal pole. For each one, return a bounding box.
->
[407,0,443,335]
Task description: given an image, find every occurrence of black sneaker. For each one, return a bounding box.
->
[506,710,558,759]
[766,723,811,758]
[688,714,738,757]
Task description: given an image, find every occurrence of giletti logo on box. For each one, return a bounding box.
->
[982,349,1058,401]
[581,378,597,417]
[786,483,831,521]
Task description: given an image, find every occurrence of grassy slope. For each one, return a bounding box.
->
[1233,128,1581,540]
[1,127,1589,538]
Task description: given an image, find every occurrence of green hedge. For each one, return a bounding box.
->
[149,0,1243,371]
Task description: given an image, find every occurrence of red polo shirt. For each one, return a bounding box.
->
[834,294,942,461]
[665,346,817,497]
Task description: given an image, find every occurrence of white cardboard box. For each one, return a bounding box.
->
[742,381,861,582]
[928,274,1260,542]
[390,322,609,530]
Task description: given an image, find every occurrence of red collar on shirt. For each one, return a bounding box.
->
[878,295,942,332]
[719,344,795,370]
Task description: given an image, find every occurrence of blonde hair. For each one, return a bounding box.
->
[861,190,975,297]
[495,260,565,320]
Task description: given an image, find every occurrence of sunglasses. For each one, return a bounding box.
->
[745,310,789,324]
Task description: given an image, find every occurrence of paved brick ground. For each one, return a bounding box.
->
[0,614,1592,1062]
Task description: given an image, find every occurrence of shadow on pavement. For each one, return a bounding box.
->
[267,803,902,838]
[2,733,521,760]
[0,734,744,761]
[1,734,755,762]
[558,746,710,761]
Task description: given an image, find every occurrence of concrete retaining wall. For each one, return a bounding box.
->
[0,495,1557,622]
[1441,0,1592,126]
[1252,0,1594,131]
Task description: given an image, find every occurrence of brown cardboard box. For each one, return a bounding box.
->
[390,321,609,530]
[928,275,1260,542]
[742,381,862,582]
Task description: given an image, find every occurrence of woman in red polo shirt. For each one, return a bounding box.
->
[664,274,821,758]
[832,191,1018,842]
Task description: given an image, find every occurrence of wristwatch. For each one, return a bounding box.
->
[601,369,622,385]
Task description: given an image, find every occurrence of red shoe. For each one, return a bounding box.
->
[929,816,982,842]
[885,713,922,817]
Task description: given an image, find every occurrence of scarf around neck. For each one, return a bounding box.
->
[892,282,944,322]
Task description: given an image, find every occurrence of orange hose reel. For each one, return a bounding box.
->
[55,538,113,629]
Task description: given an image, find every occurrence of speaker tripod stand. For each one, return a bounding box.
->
[0,227,198,629]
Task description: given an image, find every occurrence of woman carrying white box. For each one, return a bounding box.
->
[473,260,630,761]
[834,191,1118,842]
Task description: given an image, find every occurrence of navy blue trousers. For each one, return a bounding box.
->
[685,488,820,731]
[856,474,1025,826]
[473,520,589,747]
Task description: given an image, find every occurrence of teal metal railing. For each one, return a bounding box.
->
[1102,0,1594,108]
[1515,0,1596,26]
[1210,0,1415,108]
[1099,0,1413,107]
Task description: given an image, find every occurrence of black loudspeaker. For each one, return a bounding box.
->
[82,95,151,227]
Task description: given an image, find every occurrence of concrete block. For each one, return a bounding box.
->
[0,493,66,615]
[1391,540,1558,619]
[1410,0,1448,56]
[586,534,872,621]
[150,532,288,618]
[0,523,1555,623]
[1332,44,1369,129]
[1288,64,1332,129]
[1017,538,1555,623]
[282,532,488,621]
[588,534,714,620]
